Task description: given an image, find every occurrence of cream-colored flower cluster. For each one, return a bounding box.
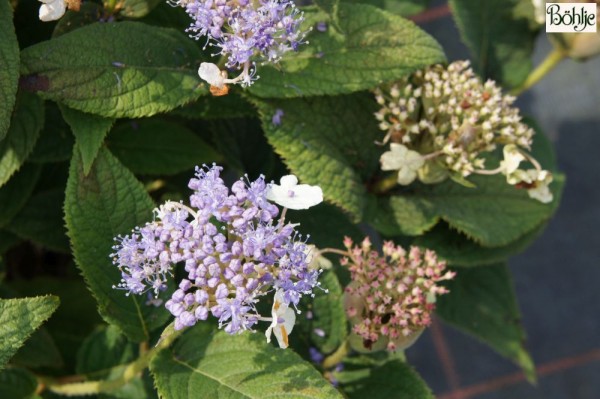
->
[374,61,553,203]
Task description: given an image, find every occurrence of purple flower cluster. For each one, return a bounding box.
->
[173,0,307,77]
[111,165,320,333]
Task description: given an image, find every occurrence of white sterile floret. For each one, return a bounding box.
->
[265,290,296,348]
[266,175,323,210]
[39,0,66,21]
[380,143,425,185]
[527,170,554,204]
[198,63,226,88]
[508,169,554,203]
[500,144,525,176]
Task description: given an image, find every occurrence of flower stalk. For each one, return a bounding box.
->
[512,49,566,96]
[37,326,183,396]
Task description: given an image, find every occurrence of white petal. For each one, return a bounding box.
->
[273,289,286,305]
[507,169,534,185]
[266,175,323,210]
[500,145,525,175]
[380,143,408,171]
[39,0,66,21]
[265,290,296,348]
[528,170,553,203]
[380,143,423,173]
[528,185,553,203]
[198,63,225,88]
[272,307,296,348]
[406,151,425,168]
[265,320,276,344]
[380,149,403,171]
[279,175,298,188]
[396,168,418,185]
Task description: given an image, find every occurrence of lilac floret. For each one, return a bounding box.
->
[111,164,322,335]
[172,0,308,85]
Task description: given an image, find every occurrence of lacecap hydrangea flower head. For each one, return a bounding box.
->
[170,0,309,89]
[342,237,455,352]
[111,165,324,348]
[374,60,554,203]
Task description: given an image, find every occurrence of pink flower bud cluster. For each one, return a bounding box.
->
[341,237,455,352]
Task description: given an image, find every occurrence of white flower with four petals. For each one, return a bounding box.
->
[380,143,425,185]
[266,175,323,210]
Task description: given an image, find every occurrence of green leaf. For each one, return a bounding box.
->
[75,324,158,398]
[53,3,105,38]
[21,22,206,118]
[0,367,38,399]
[107,119,220,175]
[11,327,63,370]
[60,106,114,176]
[253,93,382,222]
[313,0,338,16]
[0,295,60,369]
[7,277,104,372]
[7,189,70,253]
[29,104,74,164]
[371,173,564,246]
[290,270,348,354]
[0,92,44,187]
[248,4,445,98]
[151,324,343,399]
[288,202,363,250]
[138,1,191,31]
[336,356,433,399]
[171,93,255,120]
[120,0,162,18]
[0,230,20,254]
[0,0,19,141]
[0,164,41,229]
[307,270,347,354]
[415,222,545,267]
[366,194,438,237]
[436,264,536,382]
[343,0,431,18]
[449,0,536,88]
[76,325,137,375]
[64,147,171,342]
[207,117,286,180]
[527,117,557,171]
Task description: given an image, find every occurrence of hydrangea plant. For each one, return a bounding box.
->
[0,0,584,397]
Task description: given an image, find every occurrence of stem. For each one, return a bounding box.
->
[38,326,183,396]
[473,166,503,175]
[316,248,350,258]
[422,150,442,161]
[522,151,543,172]
[277,207,288,230]
[322,340,349,369]
[164,200,199,219]
[512,49,566,96]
